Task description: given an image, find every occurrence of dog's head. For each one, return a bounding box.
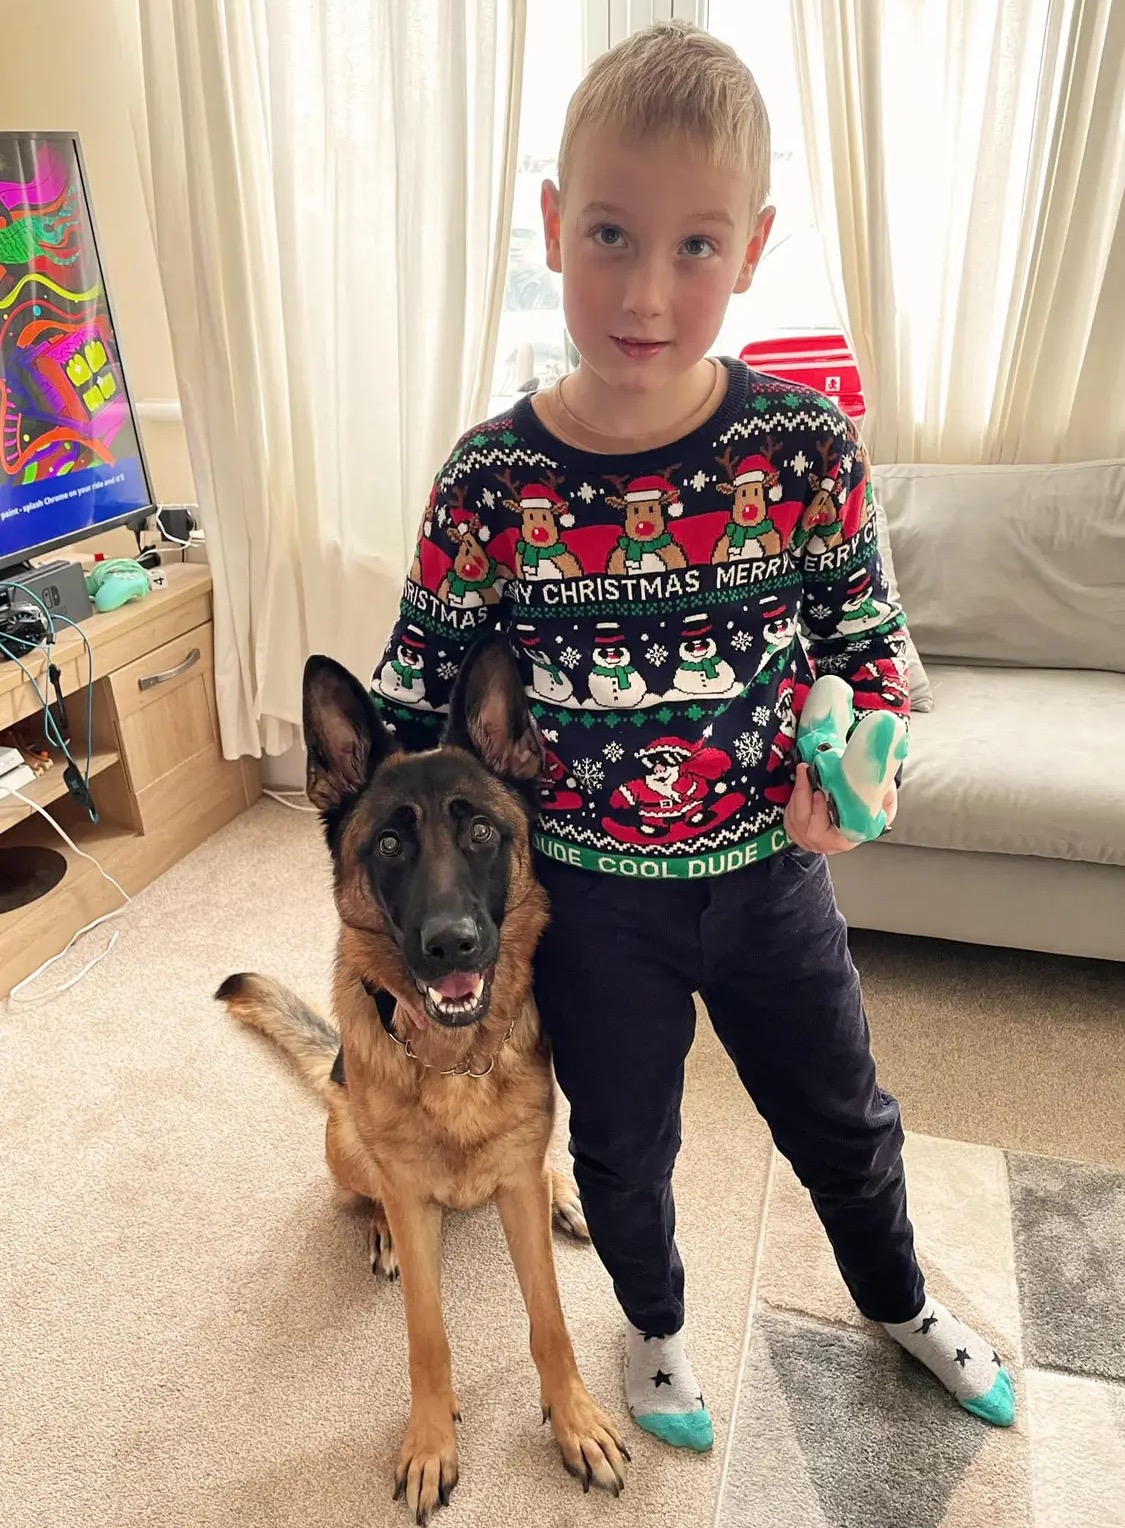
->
[303,633,547,1031]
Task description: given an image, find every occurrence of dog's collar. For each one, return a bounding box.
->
[359,976,514,1079]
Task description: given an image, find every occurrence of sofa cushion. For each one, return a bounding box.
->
[871,489,934,712]
[892,663,1125,866]
[872,460,1125,673]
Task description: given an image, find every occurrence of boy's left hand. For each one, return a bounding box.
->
[784,763,898,855]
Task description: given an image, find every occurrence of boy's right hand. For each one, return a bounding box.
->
[784,763,897,855]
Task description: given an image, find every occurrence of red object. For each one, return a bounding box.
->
[739,334,866,423]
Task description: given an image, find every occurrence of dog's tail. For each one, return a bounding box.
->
[216,973,339,1101]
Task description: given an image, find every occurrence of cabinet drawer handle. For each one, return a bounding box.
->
[138,647,201,691]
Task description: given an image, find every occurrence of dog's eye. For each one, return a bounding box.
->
[377,832,401,856]
[469,818,495,845]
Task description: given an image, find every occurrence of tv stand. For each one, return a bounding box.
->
[0,564,260,995]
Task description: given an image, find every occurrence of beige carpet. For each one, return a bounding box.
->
[2,799,1123,1528]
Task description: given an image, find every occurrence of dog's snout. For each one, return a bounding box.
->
[421,914,483,965]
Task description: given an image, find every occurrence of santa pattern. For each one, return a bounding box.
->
[605,736,746,846]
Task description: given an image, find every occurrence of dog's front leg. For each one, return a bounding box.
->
[380,1186,459,1524]
[495,1167,629,1495]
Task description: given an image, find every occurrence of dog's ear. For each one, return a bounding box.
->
[443,631,543,785]
[302,656,398,812]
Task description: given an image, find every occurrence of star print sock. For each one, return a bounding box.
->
[624,1322,714,1451]
[884,1298,1016,1426]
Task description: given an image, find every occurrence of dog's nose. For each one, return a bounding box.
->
[421,914,483,964]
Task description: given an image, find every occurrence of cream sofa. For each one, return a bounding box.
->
[828,459,1125,963]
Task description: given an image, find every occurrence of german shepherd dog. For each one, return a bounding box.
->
[216,636,627,1523]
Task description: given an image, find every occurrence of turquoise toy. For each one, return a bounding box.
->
[85,559,152,613]
[796,675,908,844]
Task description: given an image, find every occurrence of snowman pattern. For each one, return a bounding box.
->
[837,568,896,635]
[752,594,799,677]
[515,623,576,706]
[763,675,810,803]
[587,623,649,709]
[378,625,431,708]
[668,613,741,700]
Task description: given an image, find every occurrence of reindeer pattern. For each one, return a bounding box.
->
[435,486,513,608]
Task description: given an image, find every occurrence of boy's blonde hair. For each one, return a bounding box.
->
[557,21,771,215]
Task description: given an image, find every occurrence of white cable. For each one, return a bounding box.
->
[2,785,132,1008]
[263,788,318,813]
[154,507,192,547]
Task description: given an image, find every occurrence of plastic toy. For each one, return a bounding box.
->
[85,559,152,613]
[796,674,908,844]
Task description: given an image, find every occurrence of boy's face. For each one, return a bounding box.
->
[542,128,774,396]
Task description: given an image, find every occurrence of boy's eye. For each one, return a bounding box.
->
[592,224,625,248]
[682,236,716,259]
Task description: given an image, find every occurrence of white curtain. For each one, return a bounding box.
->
[789,0,1125,465]
[583,0,707,65]
[128,0,525,758]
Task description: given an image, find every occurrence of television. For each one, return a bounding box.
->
[0,131,155,576]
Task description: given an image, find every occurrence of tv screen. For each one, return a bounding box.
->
[0,132,154,572]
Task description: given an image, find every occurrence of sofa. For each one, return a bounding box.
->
[828,459,1125,963]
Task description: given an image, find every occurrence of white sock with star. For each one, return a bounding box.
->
[884,1297,1015,1426]
[624,1322,713,1451]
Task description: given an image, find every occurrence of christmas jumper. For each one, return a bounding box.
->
[370,360,912,880]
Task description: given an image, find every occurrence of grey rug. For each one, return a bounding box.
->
[717,1137,1125,1528]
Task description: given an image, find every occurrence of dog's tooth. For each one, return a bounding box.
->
[471,975,485,999]
[427,985,443,1005]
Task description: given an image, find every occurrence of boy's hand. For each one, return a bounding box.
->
[784,763,898,854]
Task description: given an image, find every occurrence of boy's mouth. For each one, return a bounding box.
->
[613,336,669,361]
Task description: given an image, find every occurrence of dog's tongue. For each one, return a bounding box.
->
[432,971,482,1001]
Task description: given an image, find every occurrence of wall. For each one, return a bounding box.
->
[0,0,194,506]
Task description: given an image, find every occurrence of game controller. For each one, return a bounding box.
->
[796,674,908,844]
[85,559,152,613]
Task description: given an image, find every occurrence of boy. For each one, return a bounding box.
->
[370,22,1014,1453]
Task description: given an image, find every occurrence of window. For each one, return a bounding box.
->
[707,0,840,355]
[486,0,583,415]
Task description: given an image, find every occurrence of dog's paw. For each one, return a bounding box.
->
[369,1206,399,1280]
[544,1382,629,1497]
[550,1169,589,1241]
[393,1403,459,1525]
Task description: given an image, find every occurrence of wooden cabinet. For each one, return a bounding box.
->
[0,565,260,995]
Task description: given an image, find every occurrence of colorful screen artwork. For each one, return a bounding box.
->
[0,134,153,568]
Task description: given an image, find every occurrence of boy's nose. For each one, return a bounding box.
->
[622,258,668,321]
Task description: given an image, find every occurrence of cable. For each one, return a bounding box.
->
[1,783,131,1007]
[154,506,195,547]
[263,788,318,813]
[0,580,98,820]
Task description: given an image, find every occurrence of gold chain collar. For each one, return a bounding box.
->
[363,977,514,1078]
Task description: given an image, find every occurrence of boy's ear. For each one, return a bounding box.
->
[541,179,562,274]
[443,632,544,785]
[302,656,398,812]
[734,204,776,295]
